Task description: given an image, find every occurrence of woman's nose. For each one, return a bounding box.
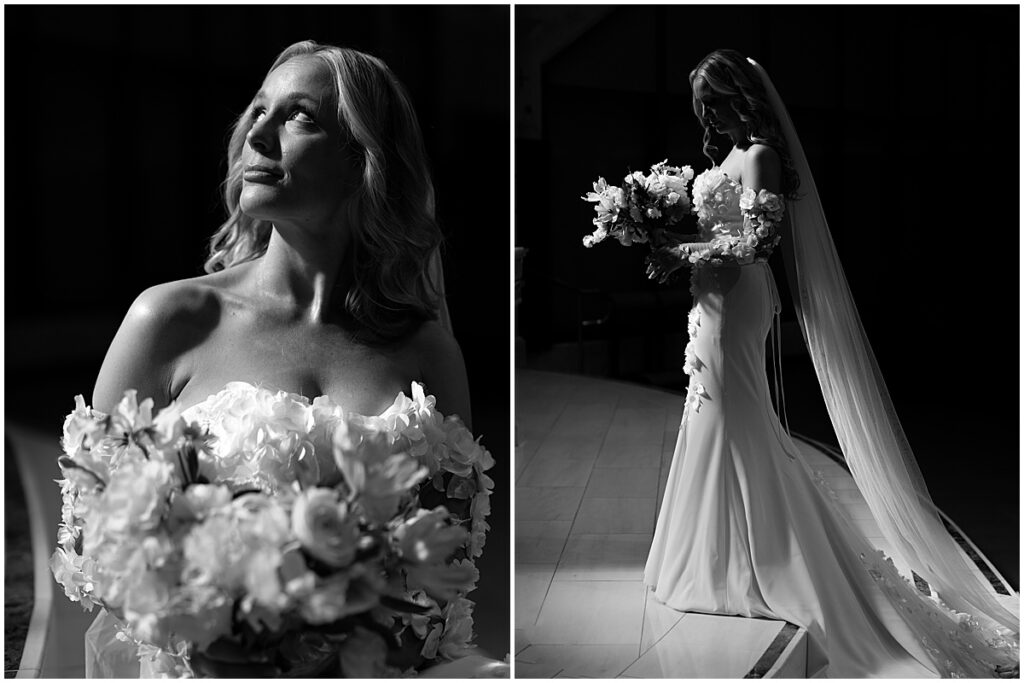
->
[246,116,275,155]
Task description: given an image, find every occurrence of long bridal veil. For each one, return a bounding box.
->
[747,58,1018,641]
[428,248,454,334]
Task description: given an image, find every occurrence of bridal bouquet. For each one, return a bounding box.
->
[582,160,694,248]
[50,384,494,677]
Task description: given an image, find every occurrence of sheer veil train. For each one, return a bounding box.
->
[748,56,1018,647]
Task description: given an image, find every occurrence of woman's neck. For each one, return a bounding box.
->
[250,225,353,324]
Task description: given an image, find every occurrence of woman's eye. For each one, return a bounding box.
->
[291,109,316,124]
[251,106,267,122]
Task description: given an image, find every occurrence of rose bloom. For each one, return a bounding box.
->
[394,508,468,564]
[291,487,358,567]
[91,459,176,537]
[739,187,756,211]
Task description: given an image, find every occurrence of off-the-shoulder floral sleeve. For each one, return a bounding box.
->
[682,187,785,267]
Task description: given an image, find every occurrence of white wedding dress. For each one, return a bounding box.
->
[643,168,1017,677]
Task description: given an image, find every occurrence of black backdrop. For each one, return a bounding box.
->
[5,5,510,657]
[517,5,1019,587]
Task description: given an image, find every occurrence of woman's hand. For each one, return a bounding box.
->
[646,246,688,284]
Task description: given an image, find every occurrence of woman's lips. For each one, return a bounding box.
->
[243,165,283,184]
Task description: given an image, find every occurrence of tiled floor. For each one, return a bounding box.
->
[514,370,794,678]
[514,369,1015,678]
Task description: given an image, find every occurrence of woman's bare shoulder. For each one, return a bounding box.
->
[128,276,218,325]
[745,143,780,167]
[407,319,461,360]
[743,144,782,192]
[406,320,472,425]
[92,270,245,411]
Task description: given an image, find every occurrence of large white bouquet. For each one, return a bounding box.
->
[50,383,494,677]
[582,160,694,248]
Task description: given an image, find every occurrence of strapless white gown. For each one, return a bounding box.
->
[643,168,1017,677]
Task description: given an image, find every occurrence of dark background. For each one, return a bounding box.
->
[516,5,1019,588]
[5,5,510,659]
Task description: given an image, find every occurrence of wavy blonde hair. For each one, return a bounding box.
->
[206,40,443,341]
[689,49,800,198]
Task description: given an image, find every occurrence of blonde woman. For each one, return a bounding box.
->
[83,40,493,678]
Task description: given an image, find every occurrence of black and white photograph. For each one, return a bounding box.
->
[514,5,1019,678]
[5,2,1022,681]
[5,5,510,678]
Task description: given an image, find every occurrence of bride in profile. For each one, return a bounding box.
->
[75,40,499,677]
[643,49,1018,677]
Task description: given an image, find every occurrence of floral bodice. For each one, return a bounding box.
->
[691,167,745,241]
[681,167,785,270]
[179,381,489,501]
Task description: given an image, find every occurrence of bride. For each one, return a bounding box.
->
[643,49,1018,678]
[79,40,497,677]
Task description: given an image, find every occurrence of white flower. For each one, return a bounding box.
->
[583,226,608,248]
[332,417,427,524]
[146,585,233,651]
[49,546,97,610]
[123,569,172,618]
[437,597,476,659]
[62,395,108,457]
[406,561,478,602]
[758,189,784,213]
[685,383,711,414]
[300,574,378,624]
[182,515,248,590]
[241,545,289,614]
[739,186,757,211]
[291,487,359,567]
[176,483,232,521]
[469,482,492,559]
[683,342,700,376]
[440,419,484,476]
[196,383,316,491]
[394,508,468,564]
[90,458,175,539]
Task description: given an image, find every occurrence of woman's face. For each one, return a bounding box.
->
[693,77,742,136]
[240,56,361,230]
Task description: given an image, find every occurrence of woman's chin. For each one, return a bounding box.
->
[239,190,284,221]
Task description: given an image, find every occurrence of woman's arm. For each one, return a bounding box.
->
[645,241,717,283]
[413,320,472,429]
[92,282,199,413]
[743,144,782,195]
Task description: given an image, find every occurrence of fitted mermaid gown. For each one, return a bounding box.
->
[643,168,1014,677]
